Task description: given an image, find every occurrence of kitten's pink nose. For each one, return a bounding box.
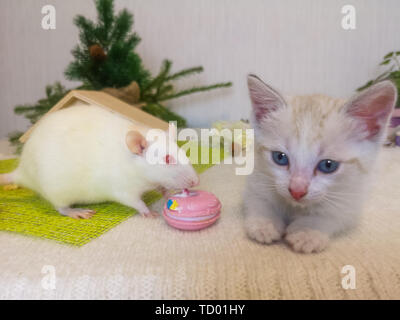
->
[289,187,307,201]
[289,176,309,201]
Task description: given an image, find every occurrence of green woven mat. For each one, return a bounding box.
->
[0,143,225,246]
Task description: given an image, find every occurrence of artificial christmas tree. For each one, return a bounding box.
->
[65,0,150,90]
[9,0,232,150]
[65,0,232,126]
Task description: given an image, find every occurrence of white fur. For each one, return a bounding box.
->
[244,75,396,253]
[9,104,198,216]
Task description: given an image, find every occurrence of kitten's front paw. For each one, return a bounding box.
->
[285,229,329,254]
[245,217,283,244]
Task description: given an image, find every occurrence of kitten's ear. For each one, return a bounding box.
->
[345,81,397,141]
[247,74,286,124]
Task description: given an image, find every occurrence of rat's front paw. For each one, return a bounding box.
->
[285,229,329,254]
[245,216,283,244]
[141,210,159,218]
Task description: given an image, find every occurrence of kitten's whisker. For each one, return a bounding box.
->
[325,193,355,203]
[322,196,353,212]
[322,194,343,205]
[321,200,341,212]
[324,194,347,201]
[329,190,362,196]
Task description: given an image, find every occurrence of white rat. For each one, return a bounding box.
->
[0,104,199,219]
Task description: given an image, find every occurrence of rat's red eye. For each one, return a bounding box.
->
[165,154,175,165]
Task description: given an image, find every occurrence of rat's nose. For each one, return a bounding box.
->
[288,187,307,201]
[190,176,200,187]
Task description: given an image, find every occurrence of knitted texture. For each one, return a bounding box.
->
[1,143,399,299]
[0,145,225,246]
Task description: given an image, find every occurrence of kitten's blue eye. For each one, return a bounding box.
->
[271,151,289,166]
[317,159,339,174]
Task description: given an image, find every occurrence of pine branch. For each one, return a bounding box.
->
[13,82,69,124]
[166,66,203,81]
[140,60,172,94]
[8,131,24,154]
[158,84,174,98]
[140,60,232,107]
[159,82,232,102]
[123,33,141,51]
[156,60,173,84]
[95,0,114,46]
[142,103,187,127]
[111,9,133,43]
[74,16,96,48]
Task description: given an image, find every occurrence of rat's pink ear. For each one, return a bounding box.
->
[345,81,397,140]
[126,130,148,155]
[247,74,286,124]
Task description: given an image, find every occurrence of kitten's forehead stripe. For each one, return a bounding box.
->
[287,95,347,144]
[343,158,367,174]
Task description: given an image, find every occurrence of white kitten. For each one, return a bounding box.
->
[244,75,397,253]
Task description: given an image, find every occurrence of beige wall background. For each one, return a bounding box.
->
[1,0,400,138]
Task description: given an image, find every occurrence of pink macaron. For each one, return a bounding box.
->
[163,189,221,231]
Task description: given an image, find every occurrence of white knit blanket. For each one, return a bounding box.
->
[0,139,399,299]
